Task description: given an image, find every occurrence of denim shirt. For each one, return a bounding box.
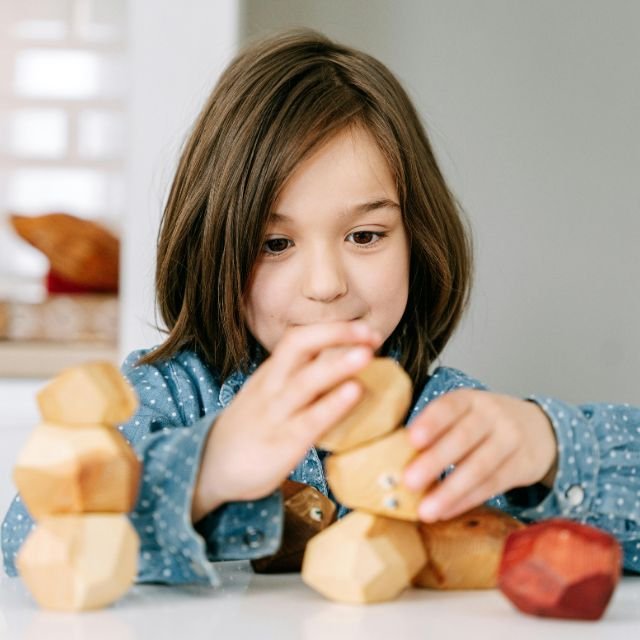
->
[3,348,640,585]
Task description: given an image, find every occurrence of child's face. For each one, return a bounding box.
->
[244,125,410,354]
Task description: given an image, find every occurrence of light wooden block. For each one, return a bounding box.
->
[252,480,337,573]
[326,429,423,520]
[316,358,412,453]
[37,361,138,426]
[302,510,426,603]
[413,506,526,589]
[13,422,141,518]
[16,514,138,611]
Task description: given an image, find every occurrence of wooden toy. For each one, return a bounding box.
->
[301,510,426,603]
[13,422,141,518]
[316,358,412,452]
[16,514,138,612]
[325,429,423,520]
[413,505,525,589]
[13,361,141,612]
[252,480,337,573]
[37,361,137,425]
[498,518,622,620]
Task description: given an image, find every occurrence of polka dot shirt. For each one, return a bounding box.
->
[2,350,639,585]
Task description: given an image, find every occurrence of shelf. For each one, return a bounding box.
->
[0,340,118,378]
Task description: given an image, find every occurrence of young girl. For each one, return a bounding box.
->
[3,29,639,585]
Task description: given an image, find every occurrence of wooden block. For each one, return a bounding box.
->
[13,422,141,518]
[37,361,138,425]
[498,518,622,620]
[326,429,423,520]
[413,506,525,589]
[16,514,138,611]
[316,358,412,453]
[252,480,337,573]
[302,510,426,603]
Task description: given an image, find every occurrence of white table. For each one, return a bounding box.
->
[1,562,639,640]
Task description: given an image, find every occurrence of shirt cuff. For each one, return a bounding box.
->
[194,489,284,561]
[502,395,599,521]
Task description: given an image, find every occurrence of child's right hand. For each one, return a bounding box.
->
[191,321,383,522]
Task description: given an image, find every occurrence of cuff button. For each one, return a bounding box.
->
[243,527,264,548]
[565,484,584,506]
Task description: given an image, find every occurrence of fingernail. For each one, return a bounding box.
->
[419,499,441,522]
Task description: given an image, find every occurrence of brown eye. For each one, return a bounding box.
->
[349,231,387,247]
[263,238,290,255]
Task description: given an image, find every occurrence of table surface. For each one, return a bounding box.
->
[1,562,639,640]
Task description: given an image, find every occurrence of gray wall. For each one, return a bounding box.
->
[241,0,640,404]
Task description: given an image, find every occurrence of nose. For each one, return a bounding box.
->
[301,246,348,302]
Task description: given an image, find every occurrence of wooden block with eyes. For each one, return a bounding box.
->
[251,480,337,573]
[325,428,427,520]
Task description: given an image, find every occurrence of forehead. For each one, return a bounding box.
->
[272,126,398,220]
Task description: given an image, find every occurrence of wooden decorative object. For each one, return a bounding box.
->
[13,422,141,518]
[10,213,120,292]
[16,514,138,612]
[302,510,426,603]
[252,480,337,573]
[37,361,137,425]
[413,506,525,589]
[498,518,622,620]
[316,358,412,453]
[325,429,423,520]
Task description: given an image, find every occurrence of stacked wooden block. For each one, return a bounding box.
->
[12,362,141,611]
[300,357,622,620]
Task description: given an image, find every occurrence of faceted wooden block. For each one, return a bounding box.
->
[37,361,138,426]
[16,514,138,611]
[302,510,426,603]
[316,358,412,453]
[252,480,337,573]
[413,506,525,589]
[13,422,141,518]
[326,429,422,520]
[498,518,622,620]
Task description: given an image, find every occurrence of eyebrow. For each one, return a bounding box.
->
[269,198,401,223]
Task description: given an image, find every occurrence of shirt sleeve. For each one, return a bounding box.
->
[502,396,640,574]
[2,350,284,585]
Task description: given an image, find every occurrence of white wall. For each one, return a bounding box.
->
[241,0,640,404]
[120,0,241,357]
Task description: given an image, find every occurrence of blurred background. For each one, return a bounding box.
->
[0,1,638,510]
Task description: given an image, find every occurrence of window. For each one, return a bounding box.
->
[0,0,127,376]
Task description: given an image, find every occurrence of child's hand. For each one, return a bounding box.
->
[191,321,383,522]
[403,390,558,522]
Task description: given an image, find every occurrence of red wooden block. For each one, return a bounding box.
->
[498,518,622,620]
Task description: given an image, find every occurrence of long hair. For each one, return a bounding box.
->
[139,29,473,394]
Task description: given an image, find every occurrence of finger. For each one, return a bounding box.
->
[416,436,513,522]
[278,344,375,416]
[403,411,491,491]
[432,457,518,520]
[270,321,383,382]
[406,389,475,449]
[289,378,365,448]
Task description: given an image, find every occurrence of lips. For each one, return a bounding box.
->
[292,317,361,326]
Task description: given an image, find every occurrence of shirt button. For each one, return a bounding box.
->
[243,527,264,548]
[565,484,584,506]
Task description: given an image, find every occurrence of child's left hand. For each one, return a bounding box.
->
[403,390,558,522]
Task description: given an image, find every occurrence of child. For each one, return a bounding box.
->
[3,29,639,585]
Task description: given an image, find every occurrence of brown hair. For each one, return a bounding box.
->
[139,28,473,393]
